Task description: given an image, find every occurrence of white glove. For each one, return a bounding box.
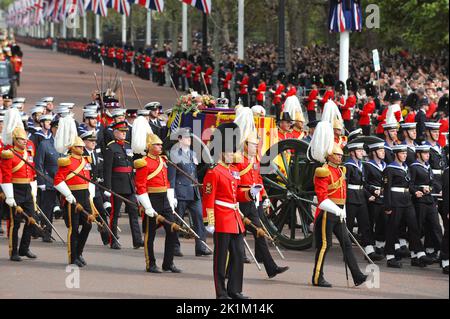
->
[250,184,263,200]
[137,193,157,218]
[206,225,215,234]
[55,182,76,205]
[341,205,347,220]
[319,198,344,217]
[262,198,271,210]
[31,180,37,199]
[88,183,96,200]
[38,184,46,191]
[167,188,178,211]
[1,183,17,207]
[104,191,111,198]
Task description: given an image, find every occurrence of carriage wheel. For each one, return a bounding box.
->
[260,139,320,250]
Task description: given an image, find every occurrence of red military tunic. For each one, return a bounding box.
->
[239,76,249,95]
[1,147,35,185]
[404,110,417,123]
[273,84,285,105]
[292,128,307,140]
[202,162,251,234]
[54,155,91,191]
[278,129,293,141]
[321,89,334,107]
[313,163,347,220]
[341,95,357,121]
[359,100,375,126]
[134,154,170,195]
[194,65,202,82]
[439,117,449,147]
[256,82,267,103]
[307,89,319,111]
[285,85,297,98]
[234,154,267,202]
[223,72,233,90]
[204,67,214,86]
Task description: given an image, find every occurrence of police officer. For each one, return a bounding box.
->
[103,121,143,250]
[135,133,181,273]
[168,128,210,257]
[410,145,443,263]
[81,130,110,246]
[35,118,62,242]
[383,145,433,268]
[345,143,384,262]
[235,131,290,278]
[363,142,387,256]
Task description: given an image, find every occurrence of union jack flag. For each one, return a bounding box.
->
[132,0,164,12]
[328,0,362,33]
[180,0,211,15]
[107,0,130,16]
[84,0,108,16]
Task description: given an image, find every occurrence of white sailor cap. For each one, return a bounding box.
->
[35,101,48,108]
[11,102,24,109]
[347,142,365,151]
[80,131,97,141]
[59,102,75,109]
[13,97,26,103]
[144,102,162,110]
[0,116,4,122]
[416,145,431,152]
[0,109,5,116]
[400,122,417,130]
[41,97,54,103]
[83,111,98,119]
[20,112,28,122]
[55,106,70,115]
[425,122,441,130]
[137,109,151,116]
[39,114,54,122]
[382,122,399,130]
[392,145,408,153]
[111,108,126,117]
[83,104,98,111]
[348,128,363,140]
[30,106,45,115]
[367,142,385,151]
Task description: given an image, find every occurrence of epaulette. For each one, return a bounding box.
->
[84,155,92,164]
[134,158,147,169]
[1,150,13,160]
[341,166,347,175]
[58,157,71,167]
[107,141,115,147]
[314,165,330,178]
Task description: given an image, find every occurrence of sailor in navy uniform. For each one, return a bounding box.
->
[363,142,388,256]
[409,145,443,263]
[400,122,418,166]
[30,114,53,150]
[383,145,434,268]
[382,122,399,164]
[345,143,384,261]
[145,102,167,140]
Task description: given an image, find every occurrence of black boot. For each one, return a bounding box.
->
[387,258,402,268]
[443,266,449,275]
[19,250,37,259]
[411,258,427,268]
[10,254,22,262]
[354,274,369,287]
[367,252,385,262]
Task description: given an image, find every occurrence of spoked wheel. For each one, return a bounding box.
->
[260,139,320,250]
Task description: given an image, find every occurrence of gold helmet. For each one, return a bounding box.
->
[147,133,163,146]
[330,143,344,156]
[295,111,305,123]
[72,136,85,147]
[12,127,27,141]
[333,119,344,130]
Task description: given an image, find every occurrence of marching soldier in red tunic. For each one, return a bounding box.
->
[202,122,257,299]
[53,117,97,267]
[1,125,38,262]
[310,121,368,288]
[235,131,289,279]
[134,133,180,273]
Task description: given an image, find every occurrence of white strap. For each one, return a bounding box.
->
[215,200,238,210]
[391,187,409,193]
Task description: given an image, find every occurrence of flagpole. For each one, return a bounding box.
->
[238,0,244,60]
[62,17,67,39]
[182,2,188,52]
[202,13,207,58]
[121,14,126,45]
[83,15,87,38]
[339,31,350,96]
[146,9,151,46]
[95,14,100,41]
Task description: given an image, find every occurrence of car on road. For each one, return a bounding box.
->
[0,60,17,97]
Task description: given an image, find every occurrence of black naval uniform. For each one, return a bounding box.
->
[403,142,418,166]
[363,160,387,251]
[344,159,374,251]
[441,167,449,273]
[426,141,447,214]
[384,143,396,164]
[103,140,142,248]
[409,161,443,254]
[383,162,427,264]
